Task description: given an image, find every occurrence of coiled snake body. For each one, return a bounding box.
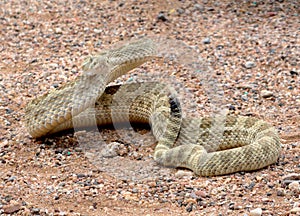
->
[25,38,281,176]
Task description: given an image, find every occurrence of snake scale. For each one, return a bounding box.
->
[25,38,281,176]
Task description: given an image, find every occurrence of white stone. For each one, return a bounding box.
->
[261,90,274,98]
[55,27,62,34]
[94,28,102,34]
[289,181,300,192]
[175,170,194,178]
[290,207,300,214]
[250,208,262,216]
[245,61,256,69]
[100,142,121,158]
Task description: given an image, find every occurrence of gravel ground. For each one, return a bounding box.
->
[0,0,299,215]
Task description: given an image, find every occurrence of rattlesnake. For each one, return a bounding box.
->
[25,38,281,176]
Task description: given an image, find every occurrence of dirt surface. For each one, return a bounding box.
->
[0,0,299,215]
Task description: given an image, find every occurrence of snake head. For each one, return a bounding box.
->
[81,38,158,73]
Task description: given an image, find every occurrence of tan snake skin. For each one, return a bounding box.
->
[25,38,281,176]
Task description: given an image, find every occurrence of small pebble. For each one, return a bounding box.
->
[276,189,285,196]
[55,27,62,34]
[261,90,274,98]
[262,197,271,202]
[186,203,194,212]
[237,83,253,89]
[194,190,207,198]
[132,188,139,193]
[175,170,193,178]
[228,104,235,110]
[31,208,40,214]
[241,94,248,101]
[77,173,86,178]
[100,142,120,158]
[49,63,59,68]
[186,198,197,204]
[290,70,298,76]
[194,4,204,11]
[202,37,211,44]
[249,208,262,216]
[216,44,224,50]
[288,181,300,192]
[5,108,13,114]
[256,176,263,181]
[6,176,17,182]
[89,205,95,210]
[94,40,102,47]
[290,207,300,214]
[177,8,185,15]
[245,61,256,69]
[3,200,21,214]
[74,147,83,152]
[247,182,256,189]
[157,12,168,21]
[52,83,59,88]
[93,29,102,34]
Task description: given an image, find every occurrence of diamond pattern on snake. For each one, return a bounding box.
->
[25,38,281,176]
